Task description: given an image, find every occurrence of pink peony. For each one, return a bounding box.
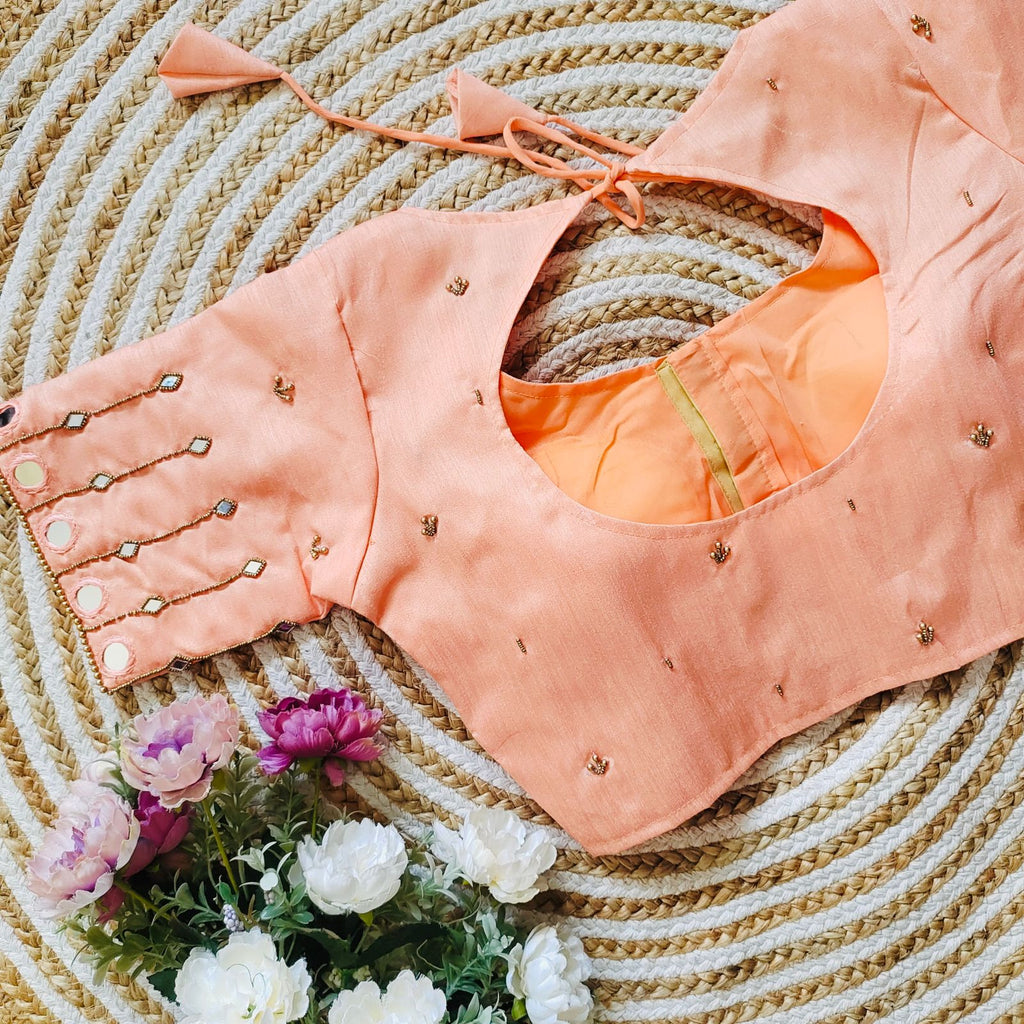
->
[123,790,193,876]
[26,780,140,918]
[120,694,239,808]
[257,688,383,785]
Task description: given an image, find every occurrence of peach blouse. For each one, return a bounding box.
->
[1,0,1023,854]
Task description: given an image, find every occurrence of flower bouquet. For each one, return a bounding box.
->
[27,689,594,1024]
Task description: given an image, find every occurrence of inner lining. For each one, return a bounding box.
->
[500,209,888,525]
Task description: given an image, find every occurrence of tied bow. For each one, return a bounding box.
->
[157,23,646,228]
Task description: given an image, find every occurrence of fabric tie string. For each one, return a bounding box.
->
[501,116,645,228]
[157,22,646,228]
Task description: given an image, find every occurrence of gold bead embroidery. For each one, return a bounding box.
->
[84,558,268,632]
[663,657,674,669]
[765,77,779,91]
[910,14,932,38]
[26,437,213,513]
[710,541,731,564]
[273,375,295,402]
[515,637,527,654]
[0,372,185,454]
[586,753,609,776]
[310,535,329,559]
[969,422,993,447]
[420,514,438,537]
[446,276,469,296]
[847,498,857,511]
[775,683,785,697]
[56,499,238,578]
[962,189,974,207]
[985,340,996,358]
[916,621,935,645]
[473,389,483,405]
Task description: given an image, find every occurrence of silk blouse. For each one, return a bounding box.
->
[1,0,1022,853]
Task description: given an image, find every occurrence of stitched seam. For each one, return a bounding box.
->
[909,63,1024,169]
[312,245,380,609]
[690,340,781,496]
[696,215,842,494]
[338,304,379,609]
[861,0,1024,167]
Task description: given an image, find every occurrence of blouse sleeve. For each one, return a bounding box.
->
[0,244,376,689]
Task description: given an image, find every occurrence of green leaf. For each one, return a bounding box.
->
[147,968,178,1002]
[511,998,527,1020]
[173,883,198,910]
[356,922,448,968]
[300,927,358,969]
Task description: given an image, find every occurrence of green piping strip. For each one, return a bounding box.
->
[655,361,744,513]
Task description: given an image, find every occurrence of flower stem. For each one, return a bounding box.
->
[202,800,239,892]
[116,878,206,943]
[311,769,322,839]
[116,877,162,916]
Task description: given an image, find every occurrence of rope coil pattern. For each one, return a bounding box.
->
[2,2,1024,1022]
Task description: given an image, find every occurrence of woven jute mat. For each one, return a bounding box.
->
[4,1,1024,1022]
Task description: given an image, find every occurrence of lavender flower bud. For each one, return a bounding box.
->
[222,904,244,933]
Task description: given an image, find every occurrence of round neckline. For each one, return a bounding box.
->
[482,178,900,540]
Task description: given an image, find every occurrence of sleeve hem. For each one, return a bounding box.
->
[0,467,106,685]
[0,468,331,691]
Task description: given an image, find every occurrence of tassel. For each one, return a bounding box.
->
[444,68,546,140]
[157,22,284,99]
[155,22,642,184]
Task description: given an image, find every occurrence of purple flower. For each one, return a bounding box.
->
[120,694,239,808]
[257,688,383,785]
[123,791,193,877]
[26,780,139,919]
[96,791,192,923]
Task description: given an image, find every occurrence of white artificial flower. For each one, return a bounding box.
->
[328,970,446,1024]
[506,925,594,1024]
[175,930,310,1024]
[296,818,408,915]
[432,806,556,903]
[82,753,120,786]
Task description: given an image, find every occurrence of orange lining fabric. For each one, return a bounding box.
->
[500,211,888,523]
